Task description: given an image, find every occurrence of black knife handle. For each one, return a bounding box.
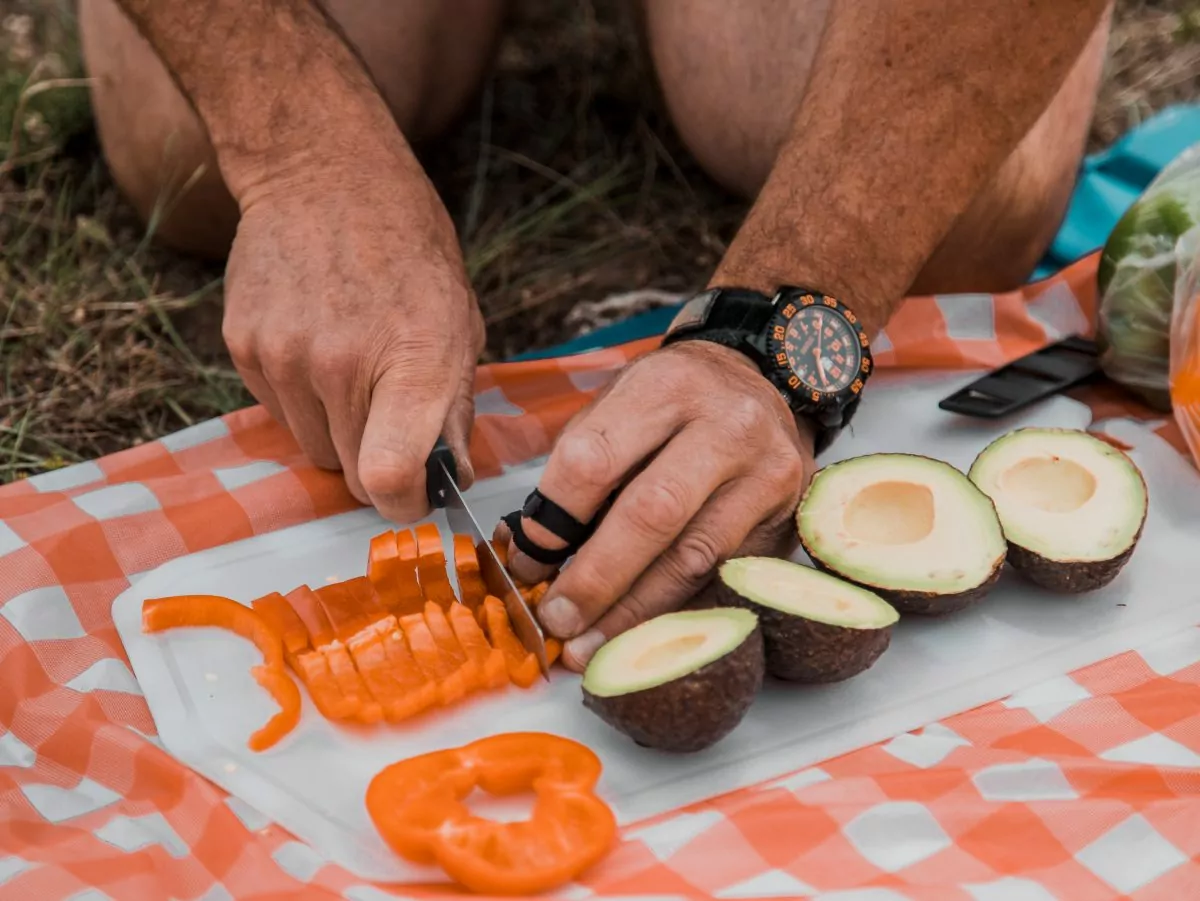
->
[938,335,1100,419]
[425,435,458,509]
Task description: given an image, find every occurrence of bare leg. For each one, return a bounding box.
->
[640,0,1112,294]
[78,0,507,258]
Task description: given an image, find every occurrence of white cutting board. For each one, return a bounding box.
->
[112,370,1200,885]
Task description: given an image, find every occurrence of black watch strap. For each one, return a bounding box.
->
[661,285,858,458]
[660,287,775,355]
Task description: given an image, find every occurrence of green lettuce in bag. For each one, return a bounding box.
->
[1097,141,1200,412]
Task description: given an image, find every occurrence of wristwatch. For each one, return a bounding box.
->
[660,285,873,455]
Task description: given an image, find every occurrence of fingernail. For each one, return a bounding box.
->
[537,595,582,638]
[565,629,606,669]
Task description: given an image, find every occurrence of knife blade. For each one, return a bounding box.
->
[425,437,550,679]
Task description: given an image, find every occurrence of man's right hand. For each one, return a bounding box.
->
[221,159,485,522]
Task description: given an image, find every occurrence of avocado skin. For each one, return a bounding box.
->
[799,534,1005,616]
[581,623,764,753]
[1005,526,1142,594]
[714,580,893,682]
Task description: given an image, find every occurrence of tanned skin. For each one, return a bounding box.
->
[504,0,1110,669]
[112,0,486,516]
[103,0,1111,671]
[713,0,1111,337]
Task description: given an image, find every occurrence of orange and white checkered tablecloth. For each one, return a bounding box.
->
[2,252,1199,900]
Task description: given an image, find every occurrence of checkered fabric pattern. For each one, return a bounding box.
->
[1,251,1198,900]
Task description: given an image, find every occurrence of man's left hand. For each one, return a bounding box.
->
[499,339,815,672]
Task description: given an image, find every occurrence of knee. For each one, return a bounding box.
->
[640,1,824,198]
[659,86,778,199]
[79,0,238,258]
[911,145,1082,296]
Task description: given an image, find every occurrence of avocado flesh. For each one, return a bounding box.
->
[716,556,898,683]
[796,453,1007,615]
[969,428,1148,593]
[581,608,763,752]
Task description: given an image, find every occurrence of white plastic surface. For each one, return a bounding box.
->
[112,370,1200,884]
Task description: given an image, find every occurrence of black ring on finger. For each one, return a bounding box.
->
[502,510,575,565]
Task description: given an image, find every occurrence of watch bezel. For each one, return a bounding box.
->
[763,287,873,412]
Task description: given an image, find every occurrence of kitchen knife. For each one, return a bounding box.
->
[425,437,551,679]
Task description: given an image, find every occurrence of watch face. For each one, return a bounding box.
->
[765,292,872,406]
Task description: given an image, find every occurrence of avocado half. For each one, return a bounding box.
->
[581,608,763,753]
[715,556,899,683]
[796,453,1008,615]
[968,428,1148,593]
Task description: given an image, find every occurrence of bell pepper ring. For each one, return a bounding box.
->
[365,732,616,895]
[141,595,301,752]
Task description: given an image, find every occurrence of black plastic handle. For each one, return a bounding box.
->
[938,335,1101,419]
[424,435,459,509]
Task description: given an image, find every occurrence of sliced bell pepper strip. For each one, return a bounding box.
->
[315,579,378,644]
[452,534,487,611]
[482,596,540,688]
[424,600,482,698]
[345,576,387,620]
[284,585,335,649]
[367,529,401,599]
[347,623,409,722]
[436,666,474,707]
[522,581,550,608]
[415,523,457,610]
[141,595,300,751]
[380,622,441,721]
[398,610,469,705]
[392,529,424,615]
[399,612,454,681]
[251,592,310,655]
[448,603,509,690]
[292,650,356,720]
[329,643,384,724]
[365,732,615,896]
[423,601,468,669]
[545,637,563,667]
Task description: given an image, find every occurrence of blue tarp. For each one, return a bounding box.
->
[513,104,1200,362]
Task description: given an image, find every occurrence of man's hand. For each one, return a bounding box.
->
[223,162,485,520]
[502,340,814,672]
[107,0,486,518]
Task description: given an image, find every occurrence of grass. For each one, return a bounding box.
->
[1,0,1198,481]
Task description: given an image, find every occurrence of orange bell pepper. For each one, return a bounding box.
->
[415,523,457,610]
[481,596,540,688]
[399,612,454,681]
[393,529,423,614]
[251,592,310,655]
[522,581,550,608]
[448,603,509,690]
[324,642,382,725]
[142,595,300,752]
[365,732,615,896]
[379,620,441,721]
[367,529,400,593]
[423,601,468,669]
[368,529,425,615]
[452,534,487,611]
[316,579,376,644]
[284,585,334,649]
[347,621,410,723]
[292,650,354,720]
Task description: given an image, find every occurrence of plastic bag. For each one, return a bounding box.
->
[1096,140,1200,467]
[1169,225,1200,468]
